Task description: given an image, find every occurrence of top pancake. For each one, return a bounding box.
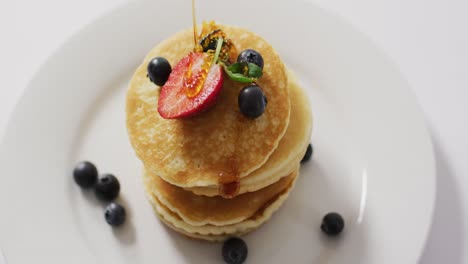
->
[184,73,312,196]
[127,25,290,187]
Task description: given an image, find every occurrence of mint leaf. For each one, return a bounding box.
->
[223,64,254,83]
[222,62,262,83]
[227,62,243,74]
[247,63,263,78]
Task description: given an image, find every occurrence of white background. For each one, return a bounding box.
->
[1,0,467,263]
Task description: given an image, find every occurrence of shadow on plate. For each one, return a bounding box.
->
[153,157,367,263]
[418,130,465,264]
[112,195,137,245]
[79,189,137,245]
[154,212,221,264]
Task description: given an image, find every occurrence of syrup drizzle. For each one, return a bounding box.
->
[218,155,239,198]
[183,53,212,98]
[192,0,199,51]
[218,113,244,198]
[190,0,240,198]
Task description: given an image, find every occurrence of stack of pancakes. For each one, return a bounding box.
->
[126,25,313,241]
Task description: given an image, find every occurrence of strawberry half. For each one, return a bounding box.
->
[158,52,224,119]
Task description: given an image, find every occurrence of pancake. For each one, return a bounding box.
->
[127,25,290,188]
[185,146,304,197]
[144,168,297,226]
[144,169,299,241]
[155,208,257,242]
[184,73,312,196]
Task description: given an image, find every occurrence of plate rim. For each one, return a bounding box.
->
[0,0,436,262]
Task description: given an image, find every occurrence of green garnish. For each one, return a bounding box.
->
[227,63,245,74]
[208,35,264,83]
[222,62,263,83]
[247,63,263,78]
[223,64,253,83]
[212,37,224,64]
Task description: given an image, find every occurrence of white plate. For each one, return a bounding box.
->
[0,0,435,263]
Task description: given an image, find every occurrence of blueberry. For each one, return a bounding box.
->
[73,161,97,188]
[104,202,126,226]
[301,144,313,163]
[94,174,120,201]
[222,237,248,264]
[238,85,267,119]
[237,49,264,69]
[321,212,345,236]
[147,57,172,86]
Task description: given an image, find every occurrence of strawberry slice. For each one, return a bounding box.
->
[158,52,224,119]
